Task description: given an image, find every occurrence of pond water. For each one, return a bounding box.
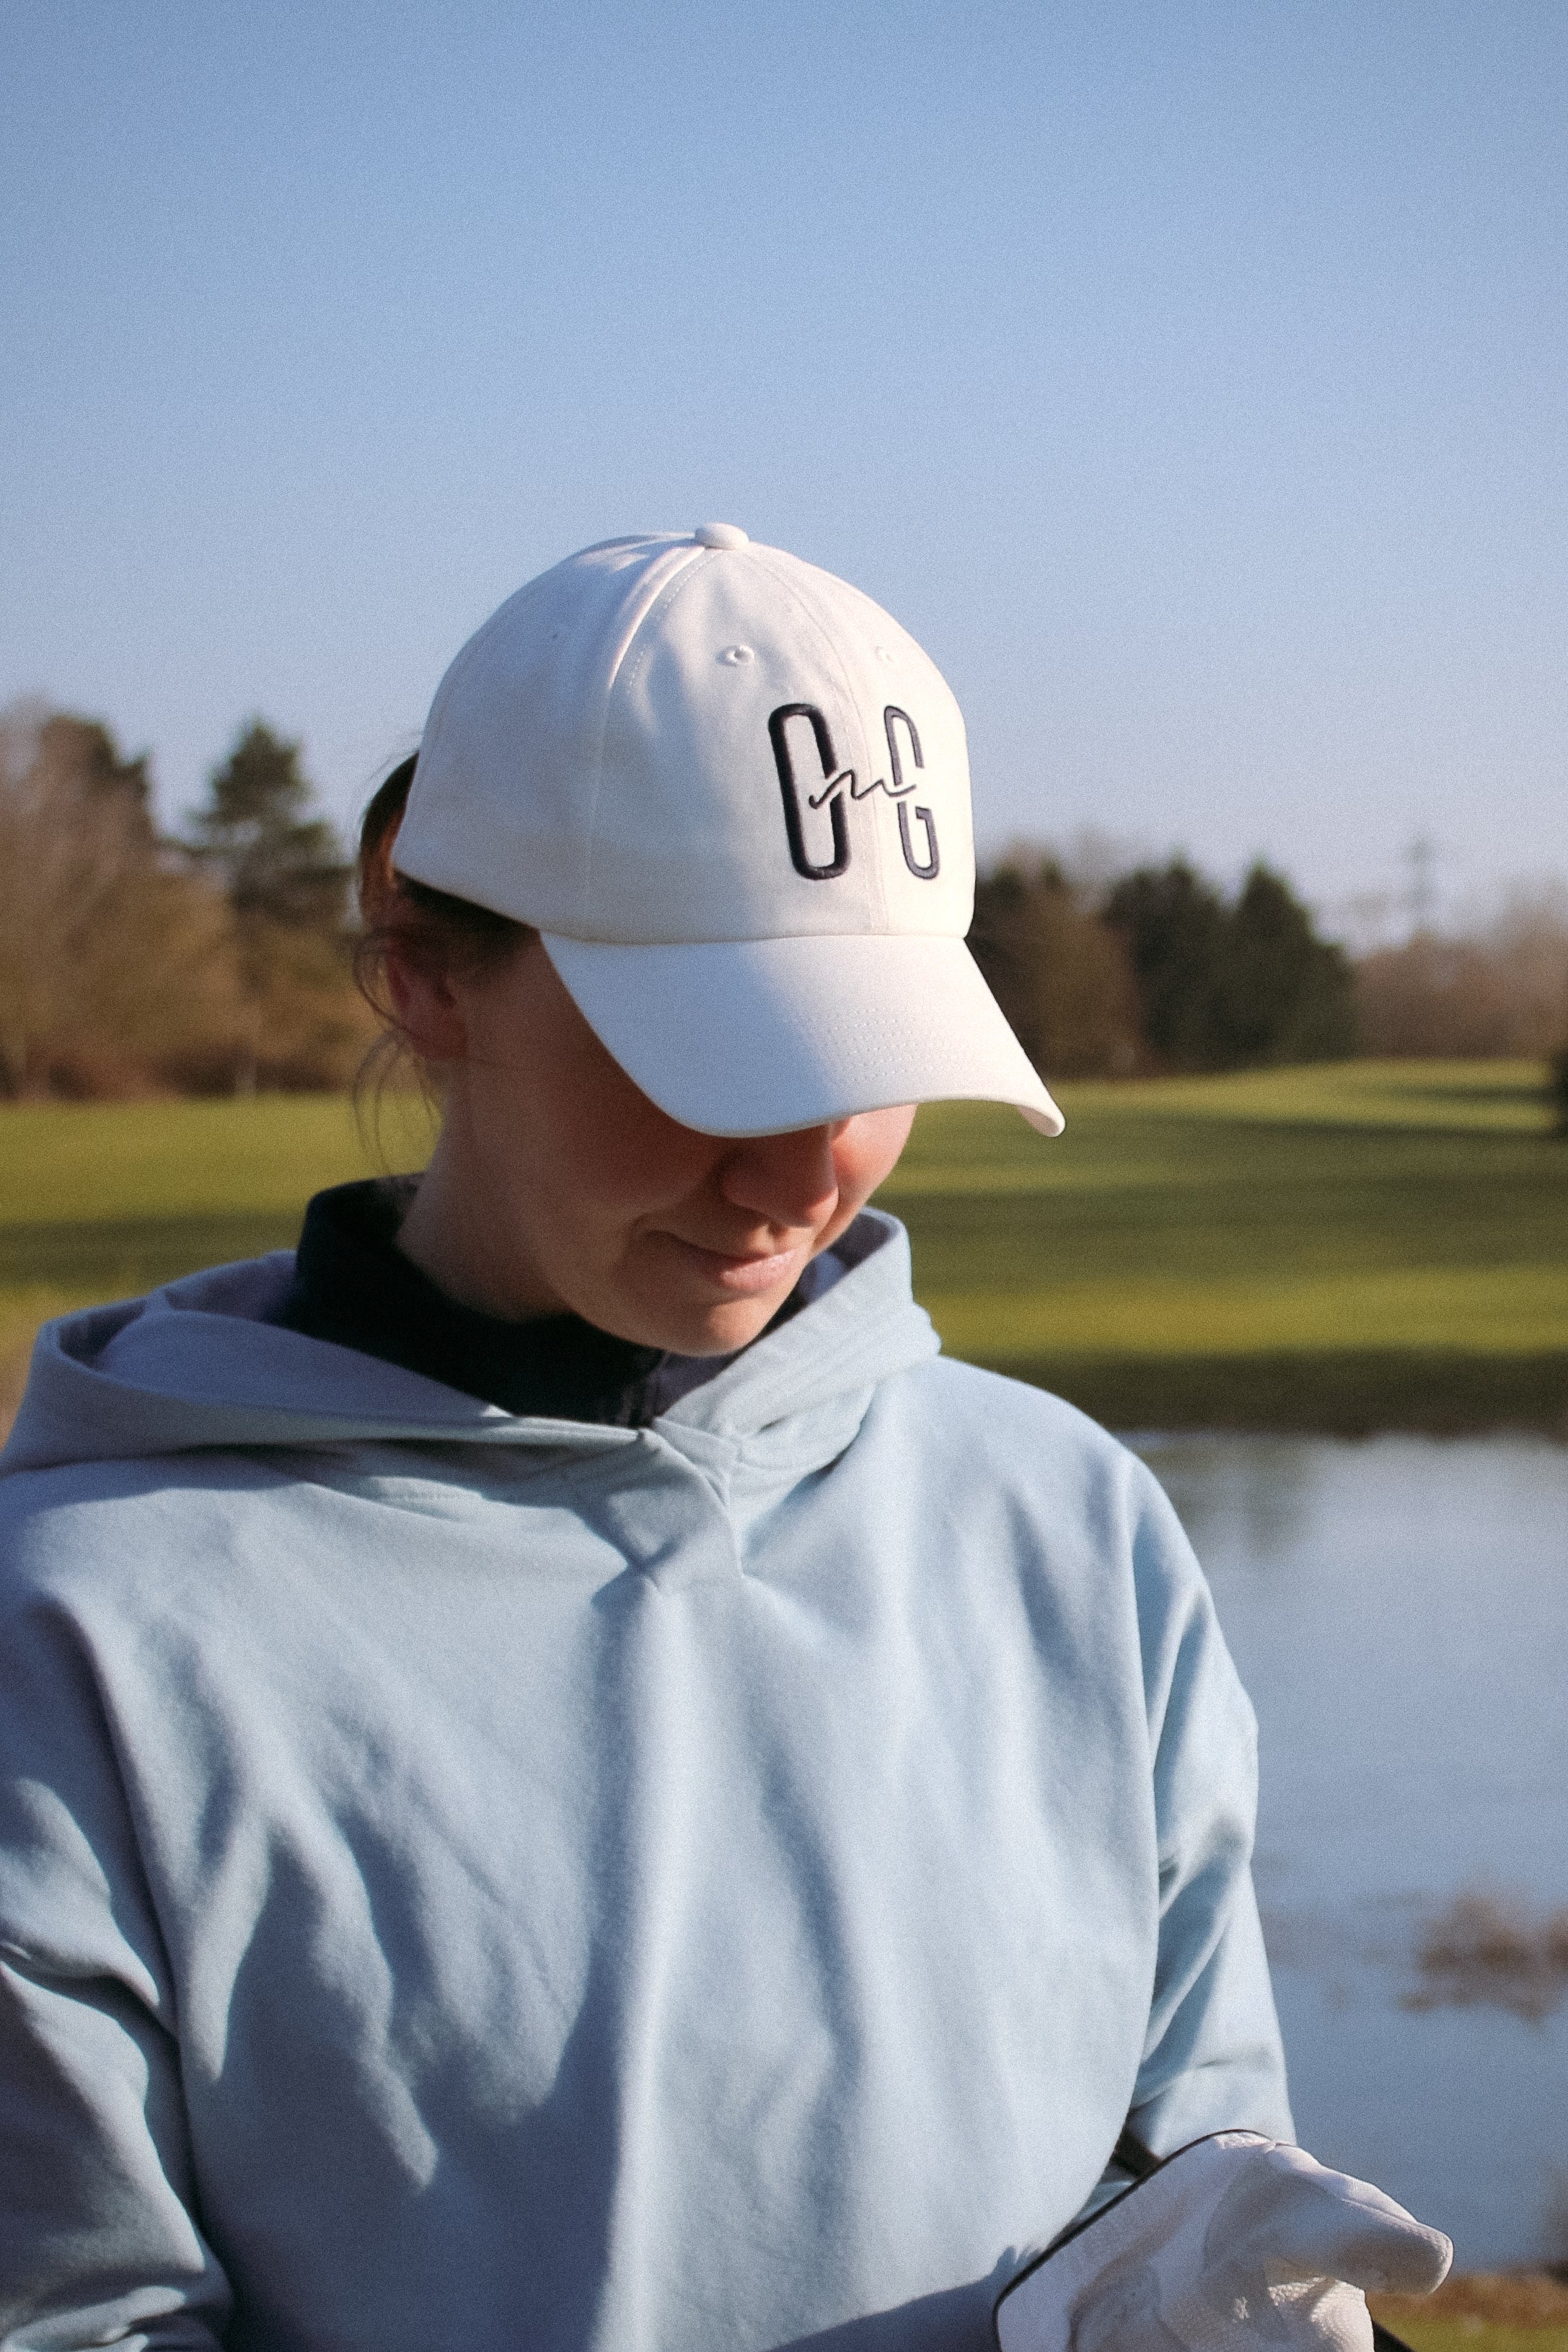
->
[1129,1432,1568,2270]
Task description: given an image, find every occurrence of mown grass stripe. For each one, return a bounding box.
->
[1,1062,1563,1436]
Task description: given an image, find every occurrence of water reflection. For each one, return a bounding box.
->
[1136,1432,1318,1566]
[1405,1893,1568,2023]
[1129,1432,1568,2270]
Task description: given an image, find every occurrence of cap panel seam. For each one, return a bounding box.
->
[578,545,706,930]
[407,550,677,876]
[410,573,558,793]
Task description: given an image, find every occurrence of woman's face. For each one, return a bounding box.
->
[392,936,917,1355]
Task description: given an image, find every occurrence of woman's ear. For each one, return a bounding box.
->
[382,940,470,1065]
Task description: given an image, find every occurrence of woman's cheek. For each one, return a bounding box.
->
[836,1108,916,1202]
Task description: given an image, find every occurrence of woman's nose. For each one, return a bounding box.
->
[718,1123,845,1230]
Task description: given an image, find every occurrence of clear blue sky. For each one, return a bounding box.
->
[4,1,1564,931]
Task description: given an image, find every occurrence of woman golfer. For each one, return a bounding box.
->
[0,528,1446,2350]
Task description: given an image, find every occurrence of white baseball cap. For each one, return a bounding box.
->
[395,524,1064,1138]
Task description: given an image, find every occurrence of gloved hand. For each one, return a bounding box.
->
[994,2131,1453,2352]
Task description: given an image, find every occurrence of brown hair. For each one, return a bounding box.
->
[354,754,537,1099]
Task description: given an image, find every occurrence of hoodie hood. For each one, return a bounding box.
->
[0,1208,938,1478]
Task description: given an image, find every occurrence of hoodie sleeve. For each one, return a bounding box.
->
[0,1584,232,2351]
[1122,1457,1293,2153]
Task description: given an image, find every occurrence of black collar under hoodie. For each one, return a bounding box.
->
[273,1178,811,1427]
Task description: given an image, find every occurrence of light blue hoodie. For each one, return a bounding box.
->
[0,1210,1289,2351]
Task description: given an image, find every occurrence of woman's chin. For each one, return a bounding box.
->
[633,1287,796,1360]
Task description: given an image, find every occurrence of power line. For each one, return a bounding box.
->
[1406,837,1437,937]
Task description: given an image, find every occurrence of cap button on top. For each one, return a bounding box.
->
[693,522,749,550]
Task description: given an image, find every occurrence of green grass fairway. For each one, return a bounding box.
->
[1,1061,1564,1435]
[881,1059,1568,1433]
[0,1091,430,1422]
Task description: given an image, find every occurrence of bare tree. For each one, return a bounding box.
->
[1355,889,1568,1058]
[0,702,241,1096]
[969,856,1143,1078]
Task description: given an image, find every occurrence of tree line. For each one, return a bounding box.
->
[1,700,1564,1098]
[972,849,1568,1135]
[973,850,1568,1080]
[969,854,1360,1077]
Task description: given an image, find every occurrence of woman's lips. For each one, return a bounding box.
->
[667,1237,807,1294]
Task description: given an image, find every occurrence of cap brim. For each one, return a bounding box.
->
[541,932,1065,1139]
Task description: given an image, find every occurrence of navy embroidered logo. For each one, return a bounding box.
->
[770,704,850,880]
[768,702,941,882]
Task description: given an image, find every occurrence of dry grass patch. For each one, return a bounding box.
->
[1373,2270,1568,2349]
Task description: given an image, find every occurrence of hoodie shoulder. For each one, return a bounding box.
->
[868,1351,1207,1607]
[887,1349,1137,1471]
[884,1355,1152,1476]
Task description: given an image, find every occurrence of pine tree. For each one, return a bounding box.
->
[1212,865,1357,1066]
[187,722,362,1093]
[1104,859,1357,1071]
[190,722,348,935]
[1102,861,1230,1067]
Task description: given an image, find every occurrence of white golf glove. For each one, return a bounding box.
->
[994,2132,1452,2352]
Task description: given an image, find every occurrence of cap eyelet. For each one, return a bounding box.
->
[718,645,755,666]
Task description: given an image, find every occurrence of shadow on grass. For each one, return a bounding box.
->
[1396,1080,1556,1111]
[969,1350,1568,1437]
